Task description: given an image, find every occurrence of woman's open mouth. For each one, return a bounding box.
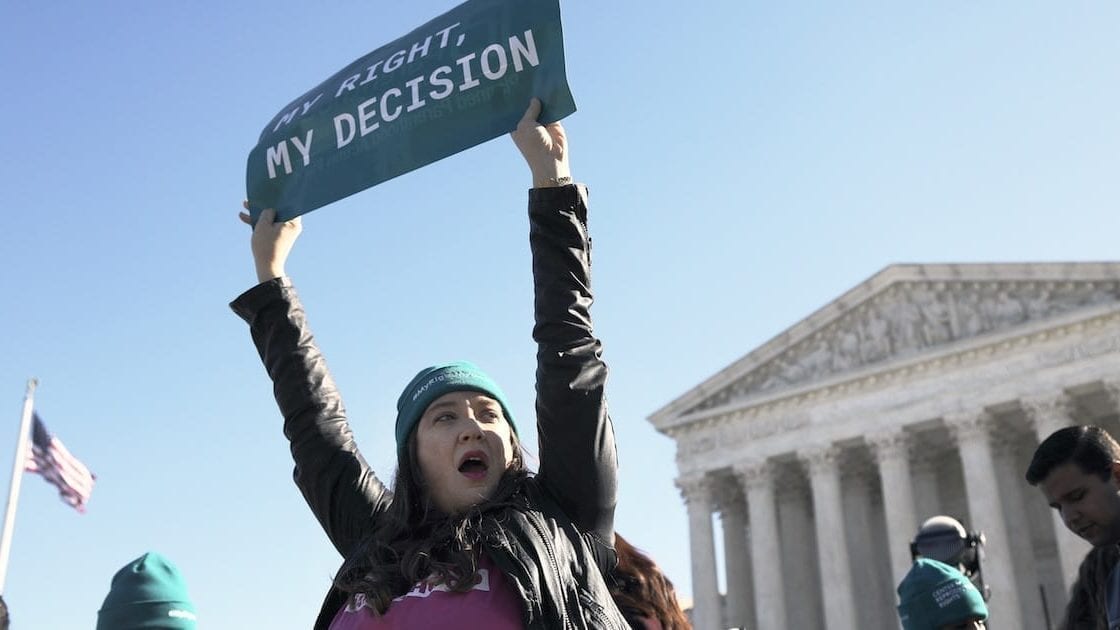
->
[457,451,490,480]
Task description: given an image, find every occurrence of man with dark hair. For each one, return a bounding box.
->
[1026,425,1120,629]
[0,594,8,630]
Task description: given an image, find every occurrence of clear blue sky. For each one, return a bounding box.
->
[1,2,1118,627]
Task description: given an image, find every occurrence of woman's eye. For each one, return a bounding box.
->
[435,413,455,423]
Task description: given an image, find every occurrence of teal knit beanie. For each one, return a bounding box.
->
[97,552,196,629]
[395,361,516,458]
[897,559,987,630]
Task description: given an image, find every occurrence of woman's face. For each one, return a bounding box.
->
[414,391,515,514]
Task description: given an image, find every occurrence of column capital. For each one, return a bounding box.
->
[676,474,714,506]
[712,476,747,514]
[1021,392,1075,437]
[867,428,912,464]
[944,410,994,445]
[734,458,775,491]
[798,444,841,477]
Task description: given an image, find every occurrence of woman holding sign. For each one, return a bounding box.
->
[232,100,631,630]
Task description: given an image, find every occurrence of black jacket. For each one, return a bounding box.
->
[232,184,630,629]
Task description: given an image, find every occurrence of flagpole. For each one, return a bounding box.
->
[0,378,37,595]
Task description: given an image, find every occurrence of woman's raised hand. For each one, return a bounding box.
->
[239,203,302,283]
[510,98,572,188]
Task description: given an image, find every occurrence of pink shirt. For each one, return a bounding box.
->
[329,555,523,630]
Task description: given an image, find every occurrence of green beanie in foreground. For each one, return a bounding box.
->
[97,551,196,629]
[395,360,517,458]
[897,558,987,630]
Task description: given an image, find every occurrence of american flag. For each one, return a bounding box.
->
[25,413,96,512]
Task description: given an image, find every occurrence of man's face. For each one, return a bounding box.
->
[1039,461,1120,546]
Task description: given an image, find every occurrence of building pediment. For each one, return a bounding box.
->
[650,262,1120,430]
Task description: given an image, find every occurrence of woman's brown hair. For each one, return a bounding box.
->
[333,429,529,614]
[611,534,691,630]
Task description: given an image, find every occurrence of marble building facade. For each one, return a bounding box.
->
[649,263,1120,630]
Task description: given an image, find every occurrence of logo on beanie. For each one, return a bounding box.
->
[169,609,197,621]
[932,581,968,608]
[411,369,472,402]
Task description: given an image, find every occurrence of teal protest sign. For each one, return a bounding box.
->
[246,0,575,221]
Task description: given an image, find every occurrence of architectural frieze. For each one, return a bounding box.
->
[663,309,1120,437]
[1036,331,1120,366]
[683,278,1119,415]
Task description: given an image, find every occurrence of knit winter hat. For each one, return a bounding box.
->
[97,552,197,629]
[395,361,517,458]
[897,558,987,630]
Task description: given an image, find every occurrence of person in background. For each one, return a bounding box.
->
[1026,425,1120,630]
[610,534,690,630]
[896,558,988,630]
[0,594,9,630]
[96,551,196,629]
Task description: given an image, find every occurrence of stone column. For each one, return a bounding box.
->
[800,445,857,630]
[715,480,754,630]
[678,474,722,630]
[867,428,919,590]
[1022,394,1092,591]
[776,471,822,628]
[945,411,1025,629]
[909,450,942,523]
[993,436,1049,630]
[841,459,895,630]
[735,460,787,630]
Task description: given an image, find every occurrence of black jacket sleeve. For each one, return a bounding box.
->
[231,277,391,557]
[529,184,618,544]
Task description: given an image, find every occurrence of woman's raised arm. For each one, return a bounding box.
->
[232,208,392,557]
[511,101,618,542]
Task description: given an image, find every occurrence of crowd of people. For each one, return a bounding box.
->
[892,423,1120,630]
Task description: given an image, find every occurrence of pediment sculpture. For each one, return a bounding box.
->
[687,279,1118,414]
